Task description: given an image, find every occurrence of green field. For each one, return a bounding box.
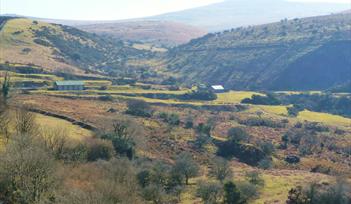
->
[35,113,93,141]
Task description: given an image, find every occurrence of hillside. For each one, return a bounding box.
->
[74,21,207,47]
[148,0,350,31]
[5,16,207,47]
[0,17,147,75]
[166,13,351,91]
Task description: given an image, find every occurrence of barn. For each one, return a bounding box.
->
[211,85,225,93]
[54,81,85,91]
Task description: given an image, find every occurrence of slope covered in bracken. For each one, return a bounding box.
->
[0,17,148,75]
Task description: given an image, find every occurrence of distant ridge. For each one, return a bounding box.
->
[148,0,350,31]
[76,21,207,47]
[1,15,207,47]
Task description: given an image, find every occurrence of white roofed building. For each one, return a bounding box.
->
[210,85,225,93]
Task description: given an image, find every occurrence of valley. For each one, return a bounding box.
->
[0,6,350,204]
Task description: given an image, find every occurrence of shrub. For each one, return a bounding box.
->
[285,155,300,164]
[286,180,351,204]
[196,123,212,136]
[33,38,51,47]
[304,122,329,132]
[180,89,217,101]
[241,94,281,105]
[287,104,304,117]
[194,133,212,149]
[237,181,259,201]
[142,184,165,203]
[245,171,265,186]
[239,117,286,128]
[196,181,223,204]
[227,127,250,143]
[258,158,273,169]
[101,122,136,159]
[217,142,266,166]
[184,115,194,129]
[87,139,115,161]
[126,100,152,117]
[258,141,275,156]
[159,112,180,126]
[98,95,113,101]
[99,85,108,90]
[310,165,331,175]
[223,181,246,204]
[173,153,199,185]
[60,143,88,163]
[22,48,31,53]
[0,134,57,203]
[209,157,233,183]
[137,170,151,188]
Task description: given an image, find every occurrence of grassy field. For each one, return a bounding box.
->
[30,88,351,128]
[35,113,93,141]
[245,105,290,116]
[132,43,168,52]
[252,171,331,204]
[214,91,264,104]
[298,110,351,127]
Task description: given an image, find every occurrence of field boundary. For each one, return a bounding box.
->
[29,108,98,131]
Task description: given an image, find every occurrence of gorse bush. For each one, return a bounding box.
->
[159,112,180,126]
[180,89,217,101]
[227,127,250,143]
[241,94,281,105]
[86,139,115,161]
[239,117,286,128]
[126,99,153,117]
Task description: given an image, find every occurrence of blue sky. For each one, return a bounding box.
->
[1,0,349,20]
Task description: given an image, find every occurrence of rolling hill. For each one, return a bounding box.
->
[0,17,147,76]
[4,16,207,48]
[166,13,351,91]
[76,21,207,47]
[148,0,350,31]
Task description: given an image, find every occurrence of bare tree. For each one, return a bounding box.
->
[0,72,11,142]
[0,134,57,203]
[0,100,11,142]
[15,107,37,135]
[40,126,68,158]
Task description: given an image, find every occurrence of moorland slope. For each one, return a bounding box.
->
[0,17,147,75]
[166,13,351,91]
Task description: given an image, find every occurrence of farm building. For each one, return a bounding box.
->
[211,85,225,93]
[54,81,85,91]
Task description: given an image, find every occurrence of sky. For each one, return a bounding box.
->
[1,0,350,21]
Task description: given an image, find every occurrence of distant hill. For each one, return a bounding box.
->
[3,16,207,47]
[76,21,207,47]
[148,0,350,31]
[166,13,351,91]
[0,17,147,75]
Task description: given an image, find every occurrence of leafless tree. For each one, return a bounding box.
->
[0,133,57,203]
[40,126,68,158]
[14,107,37,135]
